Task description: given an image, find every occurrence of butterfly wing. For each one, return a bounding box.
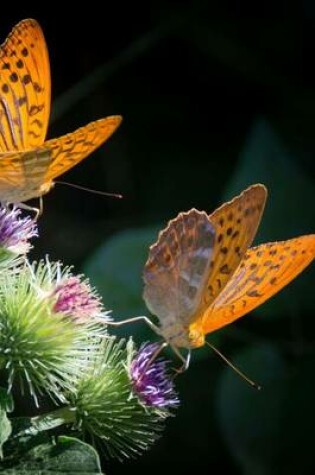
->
[202,184,267,308]
[0,19,50,152]
[202,236,315,334]
[42,116,122,182]
[143,209,215,327]
[0,116,122,203]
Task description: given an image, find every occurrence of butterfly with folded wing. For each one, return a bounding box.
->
[0,19,121,214]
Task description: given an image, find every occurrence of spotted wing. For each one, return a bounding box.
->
[143,209,215,326]
[201,184,267,308]
[0,116,122,203]
[42,116,122,181]
[202,236,315,334]
[0,19,50,151]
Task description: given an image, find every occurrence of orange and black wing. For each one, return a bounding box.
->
[202,236,315,334]
[0,116,122,203]
[42,116,122,181]
[199,184,267,309]
[0,19,50,152]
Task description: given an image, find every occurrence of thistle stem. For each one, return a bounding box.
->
[15,406,77,438]
[32,406,76,429]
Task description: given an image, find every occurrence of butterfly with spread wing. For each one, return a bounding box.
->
[111,184,315,381]
[0,19,122,214]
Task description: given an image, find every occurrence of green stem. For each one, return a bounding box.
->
[15,406,77,438]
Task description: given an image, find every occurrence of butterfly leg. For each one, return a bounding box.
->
[171,346,191,374]
[38,197,44,217]
[100,315,161,335]
[16,202,41,220]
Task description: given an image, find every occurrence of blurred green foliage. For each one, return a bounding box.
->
[2,2,315,473]
[85,226,160,343]
[85,226,160,320]
[217,345,315,474]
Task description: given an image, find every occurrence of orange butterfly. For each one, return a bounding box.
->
[0,19,122,213]
[140,184,315,371]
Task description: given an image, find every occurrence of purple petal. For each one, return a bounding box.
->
[131,343,179,409]
[0,206,37,253]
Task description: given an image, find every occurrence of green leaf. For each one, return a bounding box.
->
[0,411,11,460]
[2,420,50,469]
[0,388,13,459]
[222,117,315,318]
[1,436,103,474]
[84,225,160,342]
[10,407,74,441]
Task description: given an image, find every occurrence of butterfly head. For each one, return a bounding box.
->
[161,321,205,349]
[39,181,54,196]
[187,323,205,348]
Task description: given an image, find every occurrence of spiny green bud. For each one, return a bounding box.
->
[0,258,106,406]
[69,337,167,460]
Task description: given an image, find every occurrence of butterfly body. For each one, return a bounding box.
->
[0,19,121,208]
[0,180,53,204]
[0,148,52,203]
[143,184,315,351]
[153,321,205,349]
[0,179,53,204]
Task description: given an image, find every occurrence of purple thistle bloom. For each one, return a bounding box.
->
[53,276,103,322]
[0,206,37,254]
[131,343,179,409]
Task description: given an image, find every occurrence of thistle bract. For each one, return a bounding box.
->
[0,260,103,405]
[70,337,165,460]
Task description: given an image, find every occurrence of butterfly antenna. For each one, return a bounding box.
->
[55,180,123,199]
[206,341,261,390]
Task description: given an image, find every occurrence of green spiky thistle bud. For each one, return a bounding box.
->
[68,337,176,460]
[0,258,107,406]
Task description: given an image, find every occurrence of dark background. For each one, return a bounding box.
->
[2,2,315,474]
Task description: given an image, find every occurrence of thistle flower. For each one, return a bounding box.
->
[52,276,103,323]
[29,258,109,324]
[130,343,179,409]
[70,337,165,460]
[0,260,102,406]
[0,206,37,266]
